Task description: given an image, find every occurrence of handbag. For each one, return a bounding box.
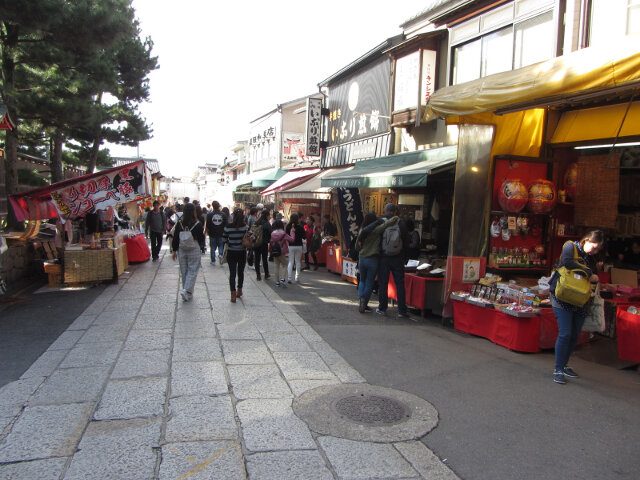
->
[220,243,228,265]
[242,231,254,248]
[554,243,591,307]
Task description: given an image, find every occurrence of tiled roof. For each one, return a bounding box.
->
[112,157,161,175]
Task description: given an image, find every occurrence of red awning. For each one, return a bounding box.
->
[260,168,320,196]
[9,160,148,221]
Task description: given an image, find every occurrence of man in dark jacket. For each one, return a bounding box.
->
[205,201,227,265]
[145,201,166,261]
[361,203,410,318]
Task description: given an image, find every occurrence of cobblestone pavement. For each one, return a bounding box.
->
[0,247,459,480]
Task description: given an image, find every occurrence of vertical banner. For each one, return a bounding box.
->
[421,50,437,105]
[305,97,323,157]
[336,187,363,249]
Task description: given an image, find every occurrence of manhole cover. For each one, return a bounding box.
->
[333,395,410,425]
[293,383,438,442]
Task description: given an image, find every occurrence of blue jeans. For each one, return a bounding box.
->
[358,256,379,304]
[209,236,224,263]
[378,256,407,315]
[553,306,586,371]
[178,249,201,294]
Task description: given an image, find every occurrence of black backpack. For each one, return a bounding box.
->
[271,239,282,258]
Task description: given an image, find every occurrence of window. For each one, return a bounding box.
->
[482,27,513,77]
[590,0,640,46]
[514,10,554,68]
[452,39,481,84]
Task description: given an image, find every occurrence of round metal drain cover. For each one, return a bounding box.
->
[293,383,438,442]
[333,395,410,425]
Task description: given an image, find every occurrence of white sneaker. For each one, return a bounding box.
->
[180,289,188,301]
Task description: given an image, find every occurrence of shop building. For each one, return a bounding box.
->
[415,0,640,359]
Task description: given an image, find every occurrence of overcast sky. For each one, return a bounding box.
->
[108,0,430,177]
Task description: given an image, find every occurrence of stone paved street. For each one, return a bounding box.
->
[0,247,458,480]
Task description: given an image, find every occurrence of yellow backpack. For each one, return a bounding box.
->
[554,243,591,307]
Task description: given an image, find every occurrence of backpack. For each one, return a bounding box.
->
[251,224,264,248]
[179,221,199,251]
[408,230,420,250]
[554,242,592,307]
[381,222,403,256]
[270,239,282,258]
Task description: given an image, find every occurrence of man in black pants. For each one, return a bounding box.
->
[145,201,166,261]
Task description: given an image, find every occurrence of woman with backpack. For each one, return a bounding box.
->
[223,208,248,303]
[269,219,294,287]
[172,203,205,302]
[253,210,272,281]
[285,213,306,283]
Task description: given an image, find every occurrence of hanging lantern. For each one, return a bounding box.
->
[498,178,528,212]
[528,179,557,214]
[563,163,578,202]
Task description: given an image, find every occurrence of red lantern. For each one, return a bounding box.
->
[528,179,557,214]
[498,178,528,212]
[563,163,578,202]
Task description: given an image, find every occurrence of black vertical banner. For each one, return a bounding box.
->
[337,188,364,249]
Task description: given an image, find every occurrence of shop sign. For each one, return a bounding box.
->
[306,98,322,157]
[393,49,437,111]
[352,142,377,161]
[249,126,277,146]
[51,161,150,218]
[342,257,358,279]
[327,58,390,146]
[337,187,364,249]
[283,133,305,163]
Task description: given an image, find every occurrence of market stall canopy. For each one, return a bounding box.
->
[0,104,15,130]
[251,168,286,188]
[279,168,349,200]
[320,146,457,188]
[422,34,640,122]
[10,160,150,222]
[260,168,321,196]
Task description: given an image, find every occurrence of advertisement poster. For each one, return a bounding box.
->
[462,258,481,283]
[52,161,150,218]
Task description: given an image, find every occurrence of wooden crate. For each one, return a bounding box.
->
[64,249,115,283]
[115,244,128,276]
[43,261,62,287]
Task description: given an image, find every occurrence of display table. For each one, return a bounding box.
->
[64,244,128,284]
[388,273,444,316]
[124,234,151,263]
[316,241,338,265]
[452,300,589,353]
[616,306,640,363]
[326,245,342,274]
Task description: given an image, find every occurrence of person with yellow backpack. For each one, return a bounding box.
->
[549,230,604,384]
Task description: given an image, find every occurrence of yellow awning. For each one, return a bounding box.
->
[423,35,640,122]
[550,101,640,144]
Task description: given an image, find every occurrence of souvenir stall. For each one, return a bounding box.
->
[321,147,456,299]
[277,169,339,265]
[424,38,640,360]
[10,160,152,284]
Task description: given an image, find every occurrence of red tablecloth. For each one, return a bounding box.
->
[123,234,151,263]
[616,306,640,363]
[316,241,337,265]
[453,301,589,353]
[388,273,443,310]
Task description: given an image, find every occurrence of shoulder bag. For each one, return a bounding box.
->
[555,243,591,307]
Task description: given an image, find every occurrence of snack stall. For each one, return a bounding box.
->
[10,160,152,285]
[424,39,640,362]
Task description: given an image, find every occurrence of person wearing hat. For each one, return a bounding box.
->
[145,200,166,261]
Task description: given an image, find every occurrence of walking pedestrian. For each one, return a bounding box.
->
[354,212,394,313]
[269,219,294,287]
[171,203,205,301]
[304,215,321,270]
[223,208,248,303]
[361,203,410,318]
[253,210,272,281]
[285,213,306,283]
[205,201,227,266]
[549,230,603,384]
[144,201,166,261]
